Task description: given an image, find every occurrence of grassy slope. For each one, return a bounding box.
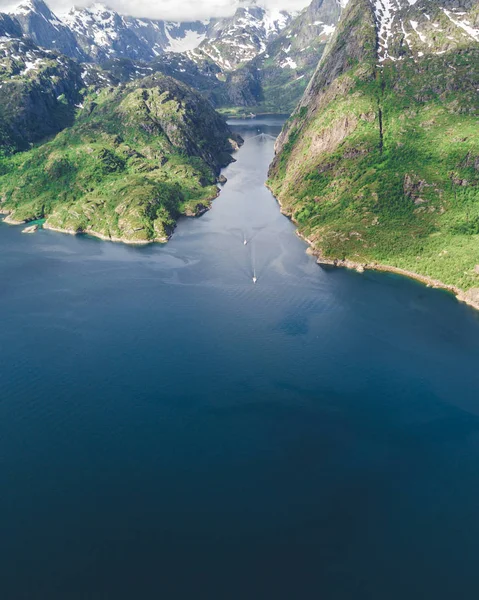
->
[269,0,479,294]
[0,75,239,243]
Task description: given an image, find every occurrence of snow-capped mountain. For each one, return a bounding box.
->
[4,0,213,63]
[188,4,296,70]
[62,4,210,62]
[370,0,479,64]
[9,0,85,58]
[246,0,342,111]
[3,0,296,69]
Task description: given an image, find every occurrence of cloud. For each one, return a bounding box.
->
[0,0,311,21]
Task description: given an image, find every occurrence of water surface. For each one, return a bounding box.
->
[1,117,479,599]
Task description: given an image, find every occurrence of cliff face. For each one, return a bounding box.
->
[248,0,343,113]
[11,0,85,60]
[271,0,377,157]
[0,13,23,37]
[0,74,241,243]
[268,0,479,294]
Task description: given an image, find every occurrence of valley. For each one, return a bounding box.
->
[0,0,342,114]
[1,0,479,592]
[0,0,478,305]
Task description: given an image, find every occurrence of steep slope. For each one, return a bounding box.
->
[9,0,85,59]
[62,4,209,63]
[0,13,23,37]
[246,0,342,112]
[0,75,242,243]
[0,36,84,153]
[7,0,210,63]
[269,0,479,304]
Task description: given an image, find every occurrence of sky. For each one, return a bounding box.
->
[0,0,312,21]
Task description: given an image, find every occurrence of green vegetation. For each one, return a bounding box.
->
[0,38,84,152]
[0,74,239,243]
[269,0,479,293]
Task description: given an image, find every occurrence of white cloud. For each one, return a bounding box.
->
[1,0,311,21]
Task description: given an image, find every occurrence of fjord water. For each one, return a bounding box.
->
[2,117,479,599]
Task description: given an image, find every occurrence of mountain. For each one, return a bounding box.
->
[244,0,342,113]
[0,12,23,37]
[100,53,230,106]
[2,0,320,113]
[6,0,211,63]
[0,35,84,153]
[9,0,85,59]
[188,4,294,71]
[174,0,343,114]
[6,0,291,70]
[268,0,479,303]
[0,74,242,242]
[62,4,209,63]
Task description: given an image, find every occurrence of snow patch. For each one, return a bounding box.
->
[280,57,297,69]
[410,20,427,44]
[165,27,205,53]
[442,8,479,42]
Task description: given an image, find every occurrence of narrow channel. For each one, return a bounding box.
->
[1,117,479,599]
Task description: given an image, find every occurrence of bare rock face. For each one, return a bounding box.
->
[462,288,479,309]
[10,0,85,60]
[22,224,38,233]
[0,13,22,37]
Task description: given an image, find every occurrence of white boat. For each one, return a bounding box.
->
[253,270,257,284]
[244,239,247,245]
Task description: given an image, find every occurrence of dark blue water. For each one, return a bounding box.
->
[2,117,479,599]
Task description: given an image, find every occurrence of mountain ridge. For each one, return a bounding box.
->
[0,0,344,113]
[269,0,479,304]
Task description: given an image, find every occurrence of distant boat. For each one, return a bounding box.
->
[253,269,257,284]
[244,239,247,245]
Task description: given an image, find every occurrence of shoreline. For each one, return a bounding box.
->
[1,212,26,225]
[42,222,169,245]
[266,183,479,313]
[1,187,221,246]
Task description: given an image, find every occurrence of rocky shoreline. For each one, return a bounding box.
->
[267,183,479,313]
[2,213,26,225]
[1,186,221,245]
[42,222,169,245]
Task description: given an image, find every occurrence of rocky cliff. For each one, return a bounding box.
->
[269,0,479,296]
[246,0,342,113]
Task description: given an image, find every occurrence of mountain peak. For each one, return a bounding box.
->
[10,0,50,15]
